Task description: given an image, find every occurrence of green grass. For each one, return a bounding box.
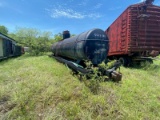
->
[0,55,160,120]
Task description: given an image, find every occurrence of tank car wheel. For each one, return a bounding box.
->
[119,57,128,67]
[145,58,153,64]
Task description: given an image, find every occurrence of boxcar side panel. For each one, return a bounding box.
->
[3,39,7,57]
[106,3,160,58]
[0,38,3,57]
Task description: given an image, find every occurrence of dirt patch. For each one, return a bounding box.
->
[0,96,16,114]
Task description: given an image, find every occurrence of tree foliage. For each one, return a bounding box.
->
[0,25,8,35]
[1,25,76,56]
[53,33,63,43]
[9,27,54,56]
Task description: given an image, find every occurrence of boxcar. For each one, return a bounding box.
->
[0,32,23,60]
[105,0,160,66]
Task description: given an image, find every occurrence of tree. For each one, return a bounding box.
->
[53,33,63,42]
[0,25,8,35]
[13,27,53,56]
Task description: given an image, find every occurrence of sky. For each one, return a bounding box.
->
[0,0,160,35]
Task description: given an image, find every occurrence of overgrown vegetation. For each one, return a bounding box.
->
[0,55,160,120]
[0,25,8,35]
[9,27,59,56]
[0,25,63,56]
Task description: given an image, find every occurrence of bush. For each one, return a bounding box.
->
[9,27,54,56]
[28,37,52,56]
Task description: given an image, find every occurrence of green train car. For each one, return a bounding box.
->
[0,32,24,60]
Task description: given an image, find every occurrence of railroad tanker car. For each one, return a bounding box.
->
[105,0,160,66]
[0,32,24,60]
[52,28,109,66]
[51,29,122,81]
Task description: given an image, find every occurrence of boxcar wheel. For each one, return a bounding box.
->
[119,57,128,67]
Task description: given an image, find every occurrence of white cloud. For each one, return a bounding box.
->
[46,8,84,19]
[46,7,102,19]
[45,1,102,19]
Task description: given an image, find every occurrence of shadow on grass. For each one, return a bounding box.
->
[0,57,17,65]
[0,53,51,65]
[126,60,160,72]
[0,55,30,65]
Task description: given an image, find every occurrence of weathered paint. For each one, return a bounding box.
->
[106,2,160,57]
[52,29,109,65]
[0,33,23,60]
[0,38,3,57]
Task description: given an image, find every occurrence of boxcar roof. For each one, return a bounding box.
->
[106,2,159,31]
[0,32,15,42]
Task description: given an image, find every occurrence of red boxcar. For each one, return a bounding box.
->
[105,0,160,66]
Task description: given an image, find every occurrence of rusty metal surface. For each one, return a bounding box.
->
[111,71,122,82]
[106,2,160,57]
